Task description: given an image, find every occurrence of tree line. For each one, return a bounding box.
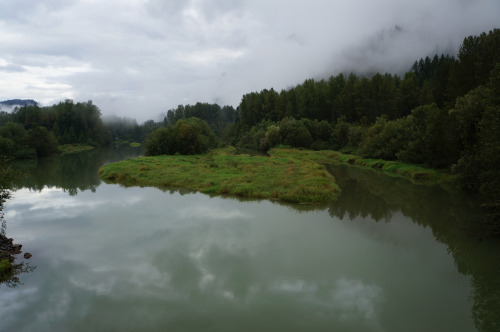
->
[144,29,500,227]
[164,102,236,139]
[1,29,498,226]
[0,100,112,158]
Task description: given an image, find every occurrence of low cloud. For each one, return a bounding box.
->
[0,0,498,121]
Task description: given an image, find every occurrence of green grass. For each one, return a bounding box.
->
[98,147,341,204]
[98,147,456,204]
[59,144,95,154]
[114,140,141,148]
[269,148,455,185]
[302,149,455,185]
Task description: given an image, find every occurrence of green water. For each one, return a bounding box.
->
[1,147,498,332]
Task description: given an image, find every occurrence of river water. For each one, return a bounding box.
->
[1,147,498,332]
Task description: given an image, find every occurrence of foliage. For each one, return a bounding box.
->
[28,126,59,157]
[0,258,35,287]
[279,118,313,149]
[230,29,500,218]
[0,100,112,159]
[0,259,12,281]
[451,83,500,225]
[144,117,218,156]
[358,116,410,160]
[164,102,236,139]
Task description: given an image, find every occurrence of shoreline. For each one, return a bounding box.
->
[98,147,341,204]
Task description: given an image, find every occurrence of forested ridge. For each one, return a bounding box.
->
[148,29,500,228]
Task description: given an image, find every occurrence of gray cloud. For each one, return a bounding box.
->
[0,0,498,121]
[0,64,25,72]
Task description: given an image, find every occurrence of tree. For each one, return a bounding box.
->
[28,127,59,158]
[261,124,281,151]
[144,117,218,156]
[279,118,312,148]
[332,116,350,150]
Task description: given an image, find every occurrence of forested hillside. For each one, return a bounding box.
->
[230,29,500,228]
[146,29,499,227]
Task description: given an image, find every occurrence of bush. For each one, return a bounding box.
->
[28,127,59,157]
[358,116,411,160]
[279,118,312,148]
[144,117,218,156]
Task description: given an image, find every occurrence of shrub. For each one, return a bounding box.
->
[145,117,218,156]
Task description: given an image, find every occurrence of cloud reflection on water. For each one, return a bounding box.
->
[0,184,475,331]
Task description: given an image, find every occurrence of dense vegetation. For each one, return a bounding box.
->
[144,117,218,156]
[1,29,498,228]
[0,100,112,159]
[164,102,236,140]
[141,29,500,228]
[228,30,499,226]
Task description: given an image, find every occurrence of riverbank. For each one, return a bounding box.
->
[98,147,340,204]
[98,147,457,204]
[0,234,23,282]
[269,149,456,187]
[59,144,96,155]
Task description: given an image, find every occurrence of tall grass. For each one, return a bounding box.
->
[270,148,455,186]
[98,147,341,204]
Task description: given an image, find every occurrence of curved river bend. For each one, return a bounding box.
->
[1,147,498,332]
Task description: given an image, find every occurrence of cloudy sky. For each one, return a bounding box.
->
[0,0,499,122]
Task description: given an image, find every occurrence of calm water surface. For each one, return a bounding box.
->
[1,147,499,332]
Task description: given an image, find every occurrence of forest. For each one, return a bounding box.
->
[0,100,112,158]
[0,29,499,229]
[148,29,500,228]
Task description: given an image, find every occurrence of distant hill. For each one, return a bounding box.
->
[0,99,37,107]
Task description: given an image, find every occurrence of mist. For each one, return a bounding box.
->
[0,0,498,122]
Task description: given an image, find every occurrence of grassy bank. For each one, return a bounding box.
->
[269,149,455,186]
[98,147,340,204]
[59,144,96,154]
[114,140,141,148]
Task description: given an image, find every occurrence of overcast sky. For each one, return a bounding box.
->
[0,0,499,122]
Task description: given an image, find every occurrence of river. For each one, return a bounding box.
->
[0,147,498,332]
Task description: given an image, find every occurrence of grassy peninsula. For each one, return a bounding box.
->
[98,147,340,204]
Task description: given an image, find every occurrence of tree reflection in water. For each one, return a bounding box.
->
[326,164,500,332]
[1,146,142,287]
[3,147,500,331]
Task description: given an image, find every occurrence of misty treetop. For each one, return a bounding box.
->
[165,102,236,135]
[236,29,499,130]
[103,115,162,143]
[229,29,500,226]
[0,99,37,108]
